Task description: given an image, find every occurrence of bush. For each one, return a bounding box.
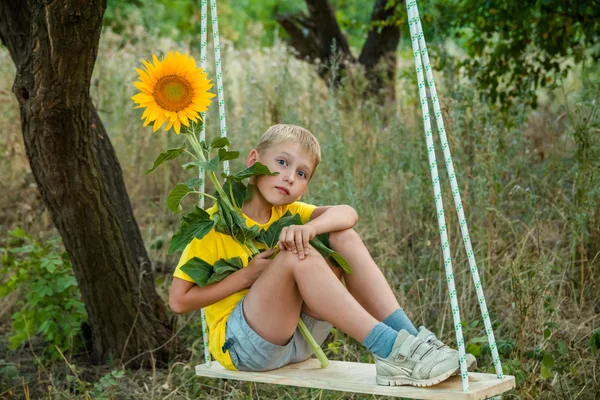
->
[0,228,87,363]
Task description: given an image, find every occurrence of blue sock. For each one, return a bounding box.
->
[362,322,398,358]
[383,308,419,336]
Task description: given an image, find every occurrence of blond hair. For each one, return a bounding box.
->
[256,124,321,170]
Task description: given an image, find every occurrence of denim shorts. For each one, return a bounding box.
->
[224,297,332,372]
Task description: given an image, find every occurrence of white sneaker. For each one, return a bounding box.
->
[417,327,477,372]
[375,330,459,387]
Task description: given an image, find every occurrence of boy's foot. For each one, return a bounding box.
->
[417,327,477,372]
[374,330,459,387]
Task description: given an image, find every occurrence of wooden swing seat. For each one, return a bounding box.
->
[196,358,515,399]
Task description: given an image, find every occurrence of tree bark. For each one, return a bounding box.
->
[276,0,354,79]
[359,0,402,100]
[276,0,402,99]
[0,0,178,367]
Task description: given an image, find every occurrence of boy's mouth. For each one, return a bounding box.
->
[275,186,290,195]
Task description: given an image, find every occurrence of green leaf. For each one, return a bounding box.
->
[470,335,489,344]
[216,257,244,271]
[184,177,203,189]
[210,137,231,149]
[215,194,260,245]
[183,155,220,172]
[542,352,555,368]
[591,329,600,357]
[223,180,249,209]
[9,227,31,240]
[310,237,352,275]
[255,211,302,248]
[218,148,240,161]
[227,162,278,181]
[541,363,552,379]
[146,144,186,174]
[466,343,481,357]
[168,207,216,254]
[206,271,230,285]
[167,184,190,214]
[180,257,214,286]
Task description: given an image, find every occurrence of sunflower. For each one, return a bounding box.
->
[132,51,215,134]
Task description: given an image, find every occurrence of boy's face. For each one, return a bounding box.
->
[246,142,315,206]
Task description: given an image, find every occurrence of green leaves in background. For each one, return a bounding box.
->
[146,144,186,174]
[168,206,215,254]
[1,229,87,363]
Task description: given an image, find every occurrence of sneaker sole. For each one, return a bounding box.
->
[376,365,459,387]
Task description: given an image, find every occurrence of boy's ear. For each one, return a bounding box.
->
[245,149,259,168]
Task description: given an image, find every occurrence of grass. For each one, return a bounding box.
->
[1,24,599,399]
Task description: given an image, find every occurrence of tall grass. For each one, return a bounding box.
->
[1,25,599,399]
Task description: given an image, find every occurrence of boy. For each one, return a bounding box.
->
[169,124,472,387]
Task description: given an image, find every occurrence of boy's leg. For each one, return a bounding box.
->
[328,228,400,319]
[243,247,380,346]
[328,228,417,333]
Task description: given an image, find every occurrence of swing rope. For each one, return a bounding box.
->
[198,0,230,368]
[406,0,504,390]
[194,0,509,394]
[198,0,210,368]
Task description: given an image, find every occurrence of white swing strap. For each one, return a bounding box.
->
[198,0,230,367]
[406,0,504,390]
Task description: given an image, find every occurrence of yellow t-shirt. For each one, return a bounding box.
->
[173,201,317,370]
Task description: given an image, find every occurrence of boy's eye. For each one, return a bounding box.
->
[298,171,307,178]
[277,159,286,166]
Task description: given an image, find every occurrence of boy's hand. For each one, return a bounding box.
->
[245,249,274,287]
[278,224,316,260]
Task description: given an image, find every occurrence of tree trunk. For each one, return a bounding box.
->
[276,0,402,99]
[359,0,403,100]
[0,0,178,367]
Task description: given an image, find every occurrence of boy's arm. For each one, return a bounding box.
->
[169,269,252,314]
[306,205,358,235]
[169,248,274,314]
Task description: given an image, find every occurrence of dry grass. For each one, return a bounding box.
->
[1,25,599,399]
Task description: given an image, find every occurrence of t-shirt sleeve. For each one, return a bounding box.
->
[173,232,218,283]
[287,201,317,224]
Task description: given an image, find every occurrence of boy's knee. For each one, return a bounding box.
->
[273,247,327,270]
[329,228,360,249]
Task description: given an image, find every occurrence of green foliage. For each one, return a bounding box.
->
[446,0,600,108]
[255,211,303,248]
[0,228,87,363]
[146,143,187,174]
[168,206,216,253]
[64,361,125,400]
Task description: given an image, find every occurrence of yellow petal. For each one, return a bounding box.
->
[178,111,189,126]
[153,114,167,132]
[174,119,181,134]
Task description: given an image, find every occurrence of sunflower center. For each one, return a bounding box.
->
[153,75,194,112]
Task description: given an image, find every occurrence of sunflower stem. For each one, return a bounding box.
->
[297,318,329,368]
[185,131,231,207]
